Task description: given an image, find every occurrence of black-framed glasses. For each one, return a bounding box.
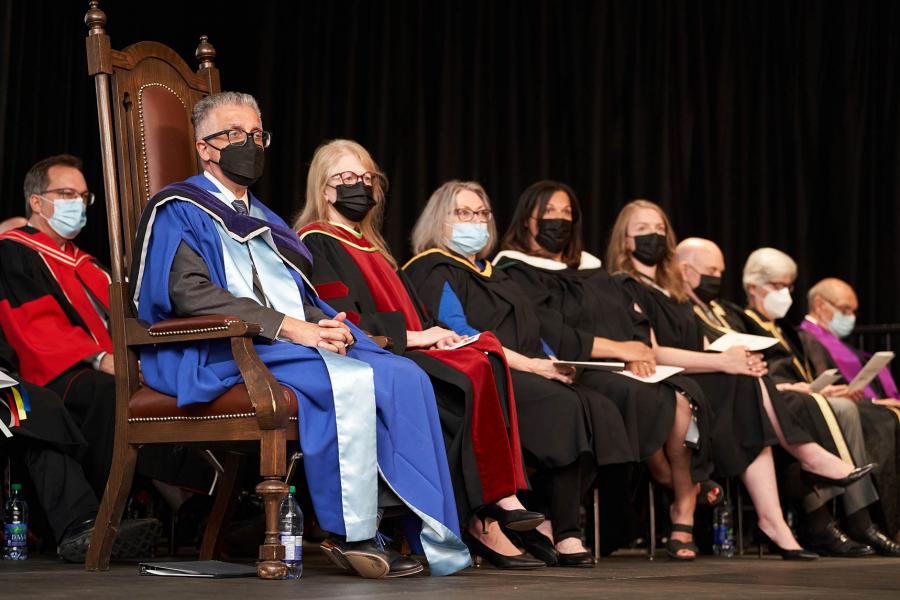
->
[327,171,386,188]
[202,128,272,148]
[41,188,95,206]
[451,208,493,222]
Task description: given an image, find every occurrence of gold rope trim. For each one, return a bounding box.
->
[299,228,379,253]
[402,248,493,277]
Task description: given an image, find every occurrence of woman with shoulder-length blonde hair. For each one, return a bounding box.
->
[296,141,546,572]
[404,180,636,568]
[605,199,872,560]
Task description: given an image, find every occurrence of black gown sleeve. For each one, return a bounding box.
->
[502,264,593,361]
[797,330,837,376]
[303,232,409,353]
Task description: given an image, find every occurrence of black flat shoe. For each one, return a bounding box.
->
[802,463,876,488]
[463,531,546,570]
[773,545,818,561]
[556,551,595,568]
[803,521,875,557]
[57,517,162,563]
[476,503,545,532]
[849,525,900,557]
[384,548,425,578]
[504,528,559,566]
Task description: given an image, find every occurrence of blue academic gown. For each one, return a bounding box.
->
[131,174,469,575]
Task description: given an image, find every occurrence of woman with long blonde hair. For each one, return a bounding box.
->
[606,199,873,560]
[296,140,545,571]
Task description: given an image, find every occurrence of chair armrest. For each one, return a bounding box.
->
[126,315,261,346]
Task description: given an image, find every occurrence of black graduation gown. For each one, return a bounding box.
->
[302,231,523,523]
[617,275,816,477]
[404,249,634,470]
[495,253,713,482]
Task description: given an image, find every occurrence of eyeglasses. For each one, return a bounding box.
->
[766,282,794,293]
[451,208,493,222]
[327,171,386,188]
[41,188,95,206]
[823,297,856,316]
[202,128,272,148]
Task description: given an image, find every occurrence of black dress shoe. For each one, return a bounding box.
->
[849,525,900,557]
[325,537,391,578]
[463,532,546,570]
[57,517,162,563]
[476,504,545,532]
[804,521,875,557]
[557,551,595,568]
[384,548,425,578]
[802,463,876,488]
[504,528,559,566]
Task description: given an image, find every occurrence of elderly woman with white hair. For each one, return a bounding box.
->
[738,248,900,556]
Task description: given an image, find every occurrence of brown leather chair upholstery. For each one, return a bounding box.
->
[84,1,295,578]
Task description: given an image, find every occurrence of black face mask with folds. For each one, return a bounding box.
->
[535,218,573,254]
[215,141,265,187]
[693,274,722,303]
[333,182,377,222]
[631,233,668,266]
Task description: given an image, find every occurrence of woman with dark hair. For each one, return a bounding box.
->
[604,199,875,560]
[495,181,719,560]
[295,140,545,571]
[405,180,636,568]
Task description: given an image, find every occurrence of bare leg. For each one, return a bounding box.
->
[646,449,673,488]
[756,380,853,480]
[667,392,700,558]
[739,447,802,550]
[495,495,527,511]
[467,517,523,556]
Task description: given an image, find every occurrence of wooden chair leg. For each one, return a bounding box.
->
[256,477,288,579]
[86,443,139,571]
[199,452,243,560]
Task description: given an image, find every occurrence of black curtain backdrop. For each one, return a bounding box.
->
[1,0,898,324]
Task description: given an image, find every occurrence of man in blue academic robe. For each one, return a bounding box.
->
[130,91,469,578]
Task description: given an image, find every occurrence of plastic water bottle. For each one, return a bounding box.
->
[3,484,29,560]
[278,485,303,579]
[712,498,735,558]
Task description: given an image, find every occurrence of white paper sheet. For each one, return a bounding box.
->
[707,332,779,352]
[808,368,842,393]
[552,360,626,371]
[443,333,481,350]
[615,365,684,384]
[847,351,895,394]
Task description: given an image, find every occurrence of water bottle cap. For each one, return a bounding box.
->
[10,483,21,491]
[289,485,296,494]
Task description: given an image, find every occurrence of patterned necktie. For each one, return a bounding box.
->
[232,199,249,215]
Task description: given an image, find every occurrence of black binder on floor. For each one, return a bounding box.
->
[138,560,258,578]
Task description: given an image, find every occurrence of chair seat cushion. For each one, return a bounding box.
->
[129,384,297,422]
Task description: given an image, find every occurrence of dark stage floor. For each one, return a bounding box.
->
[4,550,900,599]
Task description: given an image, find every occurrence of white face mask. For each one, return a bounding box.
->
[762,287,793,319]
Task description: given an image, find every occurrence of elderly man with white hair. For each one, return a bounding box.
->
[677,239,898,556]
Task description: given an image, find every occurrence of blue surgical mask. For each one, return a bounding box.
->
[41,197,87,239]
[448,222,489,256]
[829,311,856,339]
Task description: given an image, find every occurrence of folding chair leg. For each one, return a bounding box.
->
[593,487,601,562]
[736,478,745,556]
[648,481,656,560]
[199,452,243,560]
[86,443,139,571]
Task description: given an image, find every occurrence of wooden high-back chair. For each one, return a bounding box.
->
[83,1,296,578]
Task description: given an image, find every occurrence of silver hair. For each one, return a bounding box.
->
[742,247,797,292]
[191,91,261,140]
[411,180,497,259]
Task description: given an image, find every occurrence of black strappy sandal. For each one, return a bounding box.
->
[667,524,698,561]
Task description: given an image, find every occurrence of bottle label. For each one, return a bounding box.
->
[280,534,302,561]
[4,523,27,547]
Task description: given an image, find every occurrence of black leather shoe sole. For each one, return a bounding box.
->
[806,544,875,557]
[58,518,161,563]
[385,562,425,578]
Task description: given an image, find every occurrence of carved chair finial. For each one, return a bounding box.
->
[85,1,107,36]
[196,35,216,70]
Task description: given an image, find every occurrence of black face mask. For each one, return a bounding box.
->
[631,233,668,266]
[215,141,265,187]
[535,218,573,254]
[333,182,377,222]
[693,274,722,303]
